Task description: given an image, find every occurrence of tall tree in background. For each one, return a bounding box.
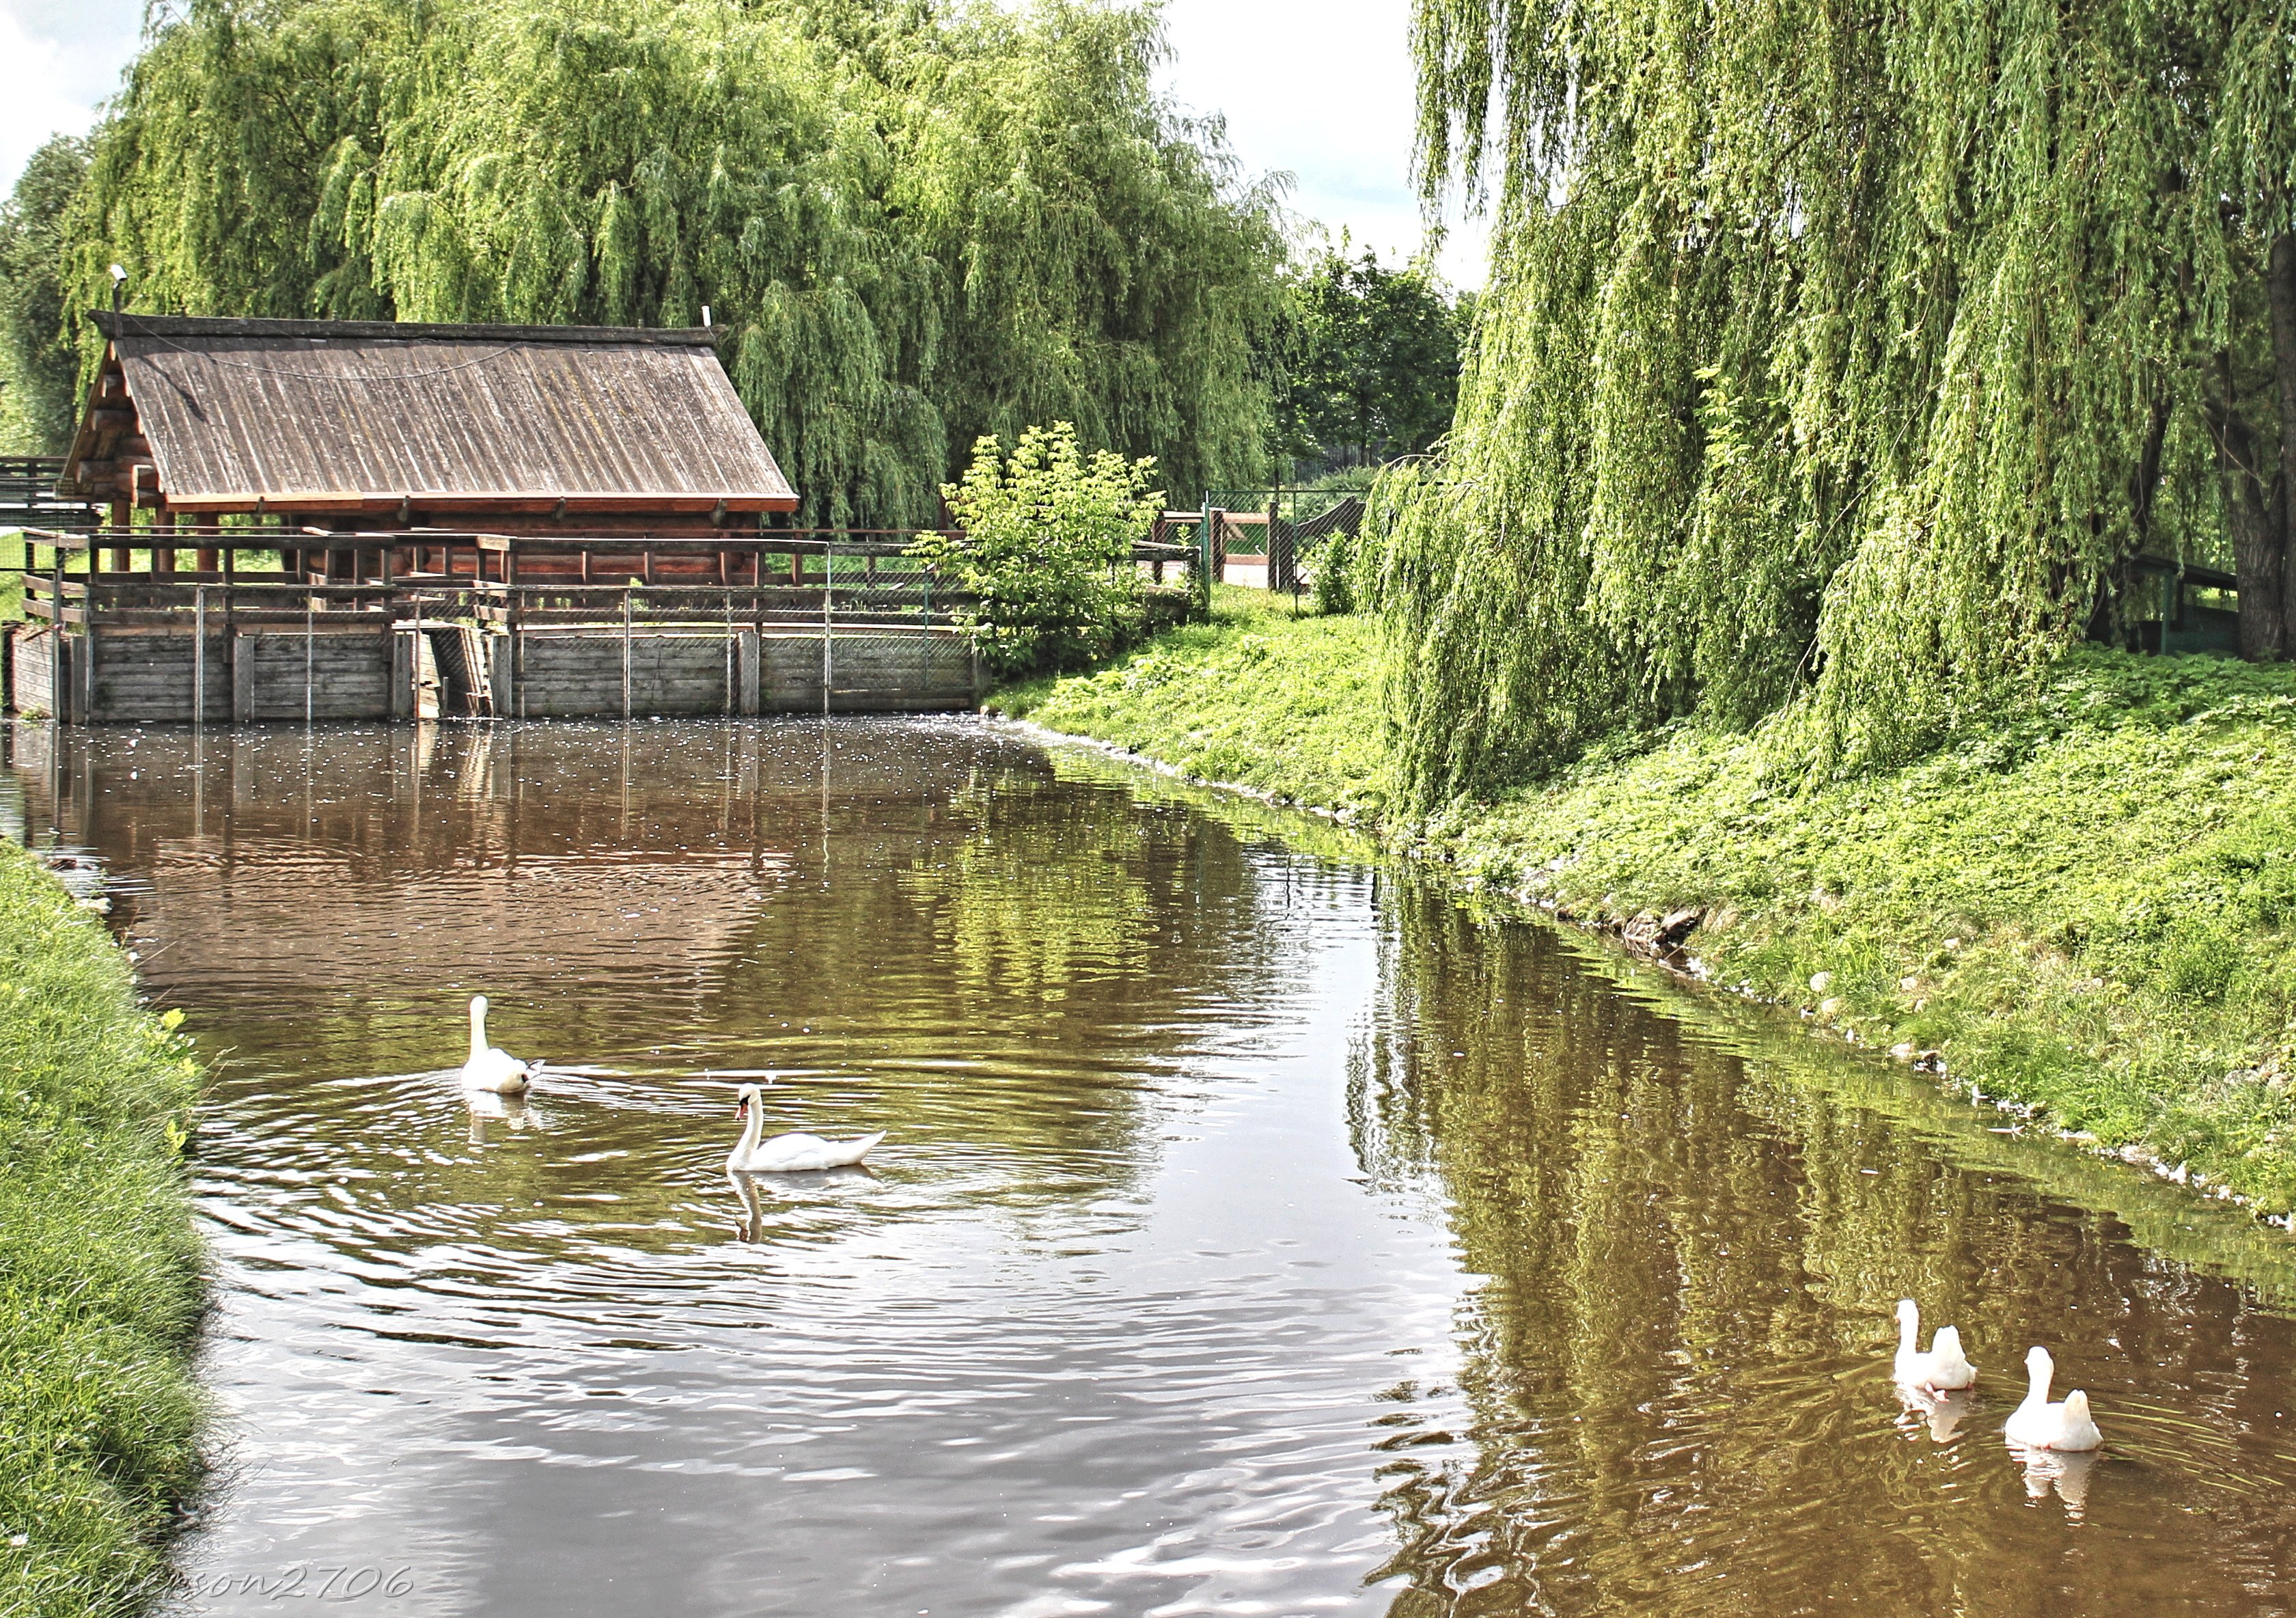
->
[1381,0,2296,805]
[0,137,90,454]
[64,0,1284,522]
[1274,247,1465,478]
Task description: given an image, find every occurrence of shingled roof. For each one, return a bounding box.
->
[63,313,797,518]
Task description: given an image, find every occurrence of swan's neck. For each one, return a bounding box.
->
[2022,1360,2053,1409]
[468,1002,488,1064]
[734,1101,763,1162]
[1896,1308,1918,1358]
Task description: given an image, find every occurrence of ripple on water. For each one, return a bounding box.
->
[12,718,2296,1618]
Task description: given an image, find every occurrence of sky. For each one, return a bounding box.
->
[0,0,1489,288]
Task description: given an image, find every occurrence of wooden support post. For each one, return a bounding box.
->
[622,586,633,720]
[487,633,510,717]
[232,630,255,720]
[49,540,62,718]
[738,629,760,716]
[194,586,207,725]
[222,543,237,722]
[390,627,414,723]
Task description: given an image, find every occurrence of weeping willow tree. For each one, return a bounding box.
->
[63,0,1284,523]
[1381,0,2296,804]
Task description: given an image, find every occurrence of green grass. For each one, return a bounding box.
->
[999,611,2296,1217]
[0,846,207,1616]
[991,586,1392,819]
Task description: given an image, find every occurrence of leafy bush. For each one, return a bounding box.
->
[914,423,1163,676]
[1310,527,1359,615]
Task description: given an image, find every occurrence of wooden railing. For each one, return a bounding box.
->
[0,457,98,534]
[11,525,1199,630]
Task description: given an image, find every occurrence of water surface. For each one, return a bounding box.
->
[12,718,2296,1617]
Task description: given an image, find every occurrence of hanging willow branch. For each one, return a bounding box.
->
[1387,0,2296,804]
[66,0,1286,525]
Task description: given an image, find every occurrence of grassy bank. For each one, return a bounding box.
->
[0,845,207,1616]
[994,593,2296,1218]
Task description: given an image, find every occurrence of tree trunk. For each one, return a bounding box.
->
[2269,231,2296,658]
[2212,347,2289,660]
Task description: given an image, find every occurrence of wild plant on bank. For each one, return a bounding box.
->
[915,422,1163,678]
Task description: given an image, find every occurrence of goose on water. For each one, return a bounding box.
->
[727,1081,883,1173]
[1892,1298,1977,1392]
[2003,1345,2103,1452]
[460,994,542,1095]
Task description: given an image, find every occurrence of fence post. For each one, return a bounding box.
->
[622,586,634,721]
[50,538,64,722]
[1196,500,1214,620]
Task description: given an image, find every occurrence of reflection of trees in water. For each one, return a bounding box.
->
[902,773,1157,1003]
[1356,881,2296,1616]
[12,719,1313,1228]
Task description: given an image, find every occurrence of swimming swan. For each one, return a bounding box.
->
[727,1081,883,1173]
[2003,1345,2103,1451]
[460,994,541,1095]
[1892,1298,1977,1392]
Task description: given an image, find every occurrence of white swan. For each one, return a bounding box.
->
[2003,1345,2103,1451]
[459,994,541,1095]
[1892,1298,1977,1391]
[727,1081,883,1173]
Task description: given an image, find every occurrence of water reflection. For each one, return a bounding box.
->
[10,719,2296,1617]
[1356,883,2296,1614]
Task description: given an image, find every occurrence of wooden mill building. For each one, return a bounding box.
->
[61,312,797,572]
[18,312,984,722]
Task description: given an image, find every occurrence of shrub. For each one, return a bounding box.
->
[913,423,1163,676]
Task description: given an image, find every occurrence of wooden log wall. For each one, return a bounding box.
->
[4,622,979,724]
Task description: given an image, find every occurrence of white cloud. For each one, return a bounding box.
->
[0,0,141,187]
[1153,0,1489,287]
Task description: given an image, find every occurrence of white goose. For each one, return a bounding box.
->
[727,1081,883,1173]
[459,994,542,1095]
[2003,1345,2103,1451]
[1892,1298,1977,1392]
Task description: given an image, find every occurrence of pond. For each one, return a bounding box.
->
[12,717,2296,1617]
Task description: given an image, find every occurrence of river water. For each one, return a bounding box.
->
[12,717,2296,1617]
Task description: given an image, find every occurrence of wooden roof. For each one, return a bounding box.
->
[64,313,797,516]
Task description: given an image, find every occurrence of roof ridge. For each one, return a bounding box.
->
[92,312,718,347]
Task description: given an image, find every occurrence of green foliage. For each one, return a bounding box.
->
[0,138,91,454]
[1389,0,2296,804]
[1006,628,2296,1213]
[990,585,1392,816]
[66,0,1284,522]
[0,847,207,1616]
[1270,246,1465,478]
[917,422,1161,675]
